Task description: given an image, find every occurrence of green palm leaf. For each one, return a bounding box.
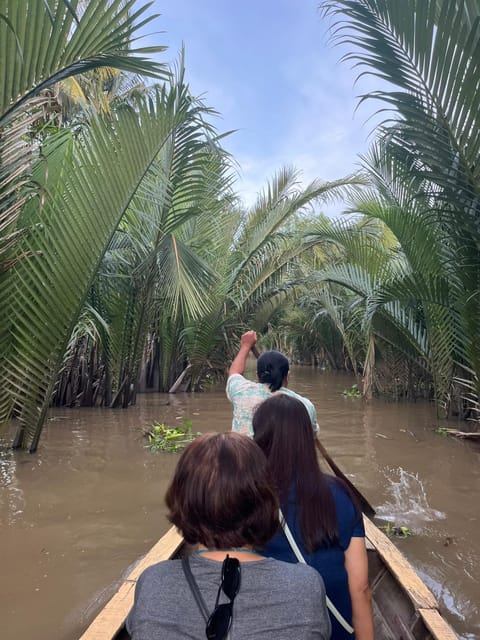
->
[0,0,167,125]
[1,92,201,450]
[322,0,480,224]
[0,0,167,275]
[323,0,480,407]
[228,168,364,316]
[86,57,235,400]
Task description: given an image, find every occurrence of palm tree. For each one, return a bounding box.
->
[134,167,359,391]
[86,58,236,404]
[142,167,364,390]
[0,0,166,264]
[305,188,434,399]
[0,0,172,450]
[224,168,362,335]
[321,0,480,414]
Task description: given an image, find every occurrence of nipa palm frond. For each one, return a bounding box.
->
[0,94,196,450]
[0,0,167,126]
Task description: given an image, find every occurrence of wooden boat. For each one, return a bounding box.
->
[79,517,458,640]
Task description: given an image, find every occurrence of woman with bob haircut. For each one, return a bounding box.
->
[126,432,331,640]
[253,395,374,640]
[227,330,319,437]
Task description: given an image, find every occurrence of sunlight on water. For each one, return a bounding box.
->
[375,466,446,529]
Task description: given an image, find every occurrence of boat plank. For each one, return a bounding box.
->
[363,516,437,610]
[125,526,183,581]
[419,608,459,640]
[79,527,183,640]
[79,581,135,640]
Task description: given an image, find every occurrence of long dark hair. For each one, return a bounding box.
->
[253,394,339,551]
[257,350,289,392]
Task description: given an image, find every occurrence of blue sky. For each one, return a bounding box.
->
[144,1,379,215]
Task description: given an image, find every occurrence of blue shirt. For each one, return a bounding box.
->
[262,477,364,639]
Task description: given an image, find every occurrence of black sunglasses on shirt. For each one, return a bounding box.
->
[206,555,241,640]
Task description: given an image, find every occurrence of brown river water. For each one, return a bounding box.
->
[1,367,479,640]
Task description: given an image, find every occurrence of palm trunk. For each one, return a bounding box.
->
[362,334,375,401]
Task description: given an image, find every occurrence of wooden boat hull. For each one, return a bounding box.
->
[79,518,458,640]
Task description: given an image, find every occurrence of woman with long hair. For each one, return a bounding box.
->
[253,395,373,640]
[126,432,331,639]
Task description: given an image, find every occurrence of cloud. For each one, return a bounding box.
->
[146,0,386,216]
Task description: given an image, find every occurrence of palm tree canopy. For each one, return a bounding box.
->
[0,0,167,126]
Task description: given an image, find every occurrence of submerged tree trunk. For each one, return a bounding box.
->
[168,364,192,393]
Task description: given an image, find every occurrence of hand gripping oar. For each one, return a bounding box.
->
[251,346,376,517]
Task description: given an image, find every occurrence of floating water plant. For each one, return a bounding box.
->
[380,521,414,538]
[144,419,199,452]
[434,426,480,440]
[342,384,363,398]
[434,426,450,436]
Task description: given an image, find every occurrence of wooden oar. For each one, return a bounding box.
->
[251,346,376,517]
[314,437,375,517]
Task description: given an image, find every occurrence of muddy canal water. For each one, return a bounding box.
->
[1,367,479,639]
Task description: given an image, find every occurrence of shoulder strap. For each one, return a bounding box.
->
[181,556,209,623]
[279,508,355,635]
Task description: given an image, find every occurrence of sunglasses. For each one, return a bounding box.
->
[206,555,241,640]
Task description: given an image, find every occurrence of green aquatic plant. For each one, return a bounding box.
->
[145,419,199,453]
[434,426,450,437]
[342,384,363,398]
[380,521,414,538]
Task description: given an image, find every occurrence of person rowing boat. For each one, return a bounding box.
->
[226,330,318,437]
[226,330,376,517]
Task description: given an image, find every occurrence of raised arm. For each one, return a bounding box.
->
[344,536,374,640]
[228,330,257,377]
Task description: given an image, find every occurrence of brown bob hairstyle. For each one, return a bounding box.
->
[165,432,279,549]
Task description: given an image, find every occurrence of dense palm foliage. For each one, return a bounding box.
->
[4,0,480,451]
[222,169,361,352]
[0,0,167,450]
[71,59,236,405]
[0,1,360,450]
[57,167,362,400]
[317,0,480,416]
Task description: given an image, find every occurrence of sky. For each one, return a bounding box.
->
[142,0,380,216]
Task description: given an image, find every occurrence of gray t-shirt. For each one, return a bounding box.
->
[126,555,331,639]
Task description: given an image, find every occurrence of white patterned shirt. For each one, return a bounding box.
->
[226,373,319,437]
